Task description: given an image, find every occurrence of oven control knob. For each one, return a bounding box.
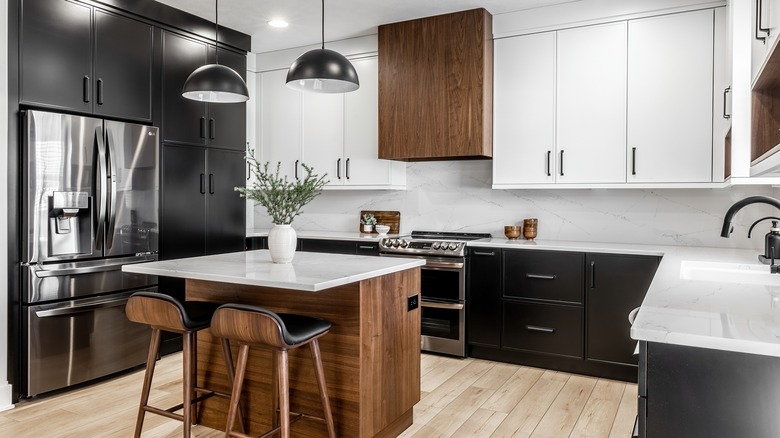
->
[400,240,409,248]
[432,242,441,249]
[391,239,400,248]
[448,243,460,251]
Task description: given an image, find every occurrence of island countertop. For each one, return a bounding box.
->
[122,250,426,292]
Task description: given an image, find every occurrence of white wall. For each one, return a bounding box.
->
[0,0,13,411]
[249,160,776,251]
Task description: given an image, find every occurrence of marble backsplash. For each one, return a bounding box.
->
[249,160,779,250]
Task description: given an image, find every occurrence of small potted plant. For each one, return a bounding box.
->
[236,150,328,263]
[361,213,377,233]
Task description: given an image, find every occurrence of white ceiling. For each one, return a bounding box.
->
[154,0,578,53]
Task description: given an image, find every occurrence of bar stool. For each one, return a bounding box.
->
[210,303,336,438]
[126,291,242,438]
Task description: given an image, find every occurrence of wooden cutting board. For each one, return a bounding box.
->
[359,210,401,234]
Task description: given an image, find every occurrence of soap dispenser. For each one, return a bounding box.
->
[748,216,780,264]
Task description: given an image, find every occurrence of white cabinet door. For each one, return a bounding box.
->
[493,32,556,185]
[752,0,780,80]
[344,57,396,186]
[713,7,730,182]
[259,68,302,182]
[627,10,713,183]
[557,22,627,184]
[303,91,344,186]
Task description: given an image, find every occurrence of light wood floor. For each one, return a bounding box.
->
[0,353,637,437]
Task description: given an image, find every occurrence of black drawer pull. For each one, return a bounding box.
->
[526,274,557,280]
[472,251,495,256]
[525,325,555,333]
[358,245,375,250]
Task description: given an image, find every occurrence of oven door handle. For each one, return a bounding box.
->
[421,300,464,310]
[423,261,464,270]
[35,298,129,318]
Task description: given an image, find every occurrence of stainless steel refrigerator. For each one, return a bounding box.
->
[20,109,159,397]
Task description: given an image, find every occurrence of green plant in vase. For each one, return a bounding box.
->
[236,149,328,262]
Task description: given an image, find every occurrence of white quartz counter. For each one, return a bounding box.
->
[468,238,665,256]
[123,250,425,292]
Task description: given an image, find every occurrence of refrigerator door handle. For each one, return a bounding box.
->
[34,297,129,318]
[29,254,157,278]
[94,126,108,251]
[105,127,118,250]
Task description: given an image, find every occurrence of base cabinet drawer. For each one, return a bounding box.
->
[502,301,583,358]
[503,250,584,304]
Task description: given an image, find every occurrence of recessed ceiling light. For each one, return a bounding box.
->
[268,19,289,28]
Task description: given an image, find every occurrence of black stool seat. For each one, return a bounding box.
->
[217,303,332,346]
[129,291,220,330]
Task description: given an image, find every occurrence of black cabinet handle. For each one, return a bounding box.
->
[559,150,564,176]
[209,173,215,194]
[209,118,215,139]
[246,162,250,181]
[96,78,104,105]
[337,158,341,179]
[472,251,496,256]
[199,173,205,194]
[525,325,555,334]
[294,160,299,180]
[199,117,206,139]
[546,150,551,177]
[346,158,351,179]
[526,274,557,280]
[723,86,731,119]
[590,260,596,289]
[83,76,90,103]
[757,0,770,43]
[632,147,637,176]
[358,245,375,250]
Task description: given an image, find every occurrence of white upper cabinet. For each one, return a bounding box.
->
[259,68,302,182]
[493,32,556,186]
[257,57,404,190]
[627,9,714,183]
[343,58,405,187]
[557,22,627,184]
[752,0,780,81]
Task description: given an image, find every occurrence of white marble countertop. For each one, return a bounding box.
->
[123,250,425,292]
[468,238,665,256]
[246,229,398,242]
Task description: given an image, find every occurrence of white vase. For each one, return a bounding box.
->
[268,224,297,264]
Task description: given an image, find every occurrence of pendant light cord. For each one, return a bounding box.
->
[215,0,220,64]
[321,0,325,50]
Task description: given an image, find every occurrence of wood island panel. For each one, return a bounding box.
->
[185,267,422,437]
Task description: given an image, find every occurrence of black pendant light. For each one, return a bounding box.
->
[286,0,359,93]
[182,0,249,103]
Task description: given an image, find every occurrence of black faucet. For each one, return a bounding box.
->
[722,196,780,273]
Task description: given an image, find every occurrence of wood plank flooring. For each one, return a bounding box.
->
[0,353,637,437]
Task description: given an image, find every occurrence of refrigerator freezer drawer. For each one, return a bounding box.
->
[24,291,152,397]
[24,255,157,303]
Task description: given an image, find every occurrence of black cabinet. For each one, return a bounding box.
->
[160,144,245,260]
[299,239,379,255]
[467,248,501,348]
[586,253,659,367]
[246,236,268,250]
[20,0,153,121]
[639,341,780,438]
[162,31,246,150]
[467,246,660,382]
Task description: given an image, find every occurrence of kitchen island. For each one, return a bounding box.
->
[124,250,425,437]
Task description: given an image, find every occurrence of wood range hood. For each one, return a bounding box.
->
[378,8,494,161]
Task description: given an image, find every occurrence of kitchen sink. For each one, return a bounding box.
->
[680,260,780,285]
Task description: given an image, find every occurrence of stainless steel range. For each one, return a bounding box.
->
[379,231,491,357]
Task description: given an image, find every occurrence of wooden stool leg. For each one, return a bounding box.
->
[220,338,245,434]
[277,349,290,438]
[182,331,193,438]
[134,328,161,438]
[225,344,250,438]
[310,339,336,438]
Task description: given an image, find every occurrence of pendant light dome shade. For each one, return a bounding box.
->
[183,64,249,103]
[286,48,359,93]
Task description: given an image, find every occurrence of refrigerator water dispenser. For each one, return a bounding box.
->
[48,191,90,255]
